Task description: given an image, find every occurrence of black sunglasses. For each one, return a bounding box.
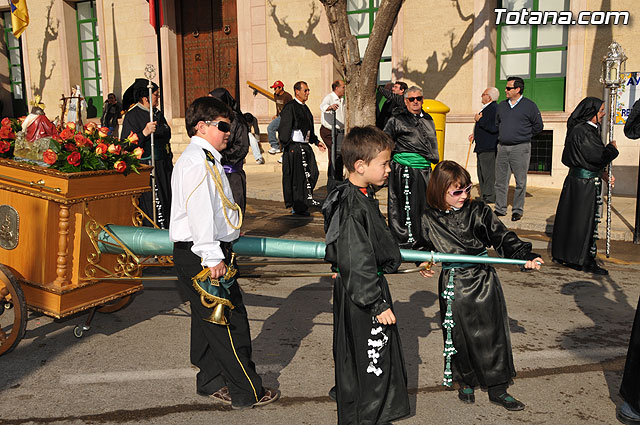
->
[407,96,423,102]
[505,86,518,91]
[204,120,231,133]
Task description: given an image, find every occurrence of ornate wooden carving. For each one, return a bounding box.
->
[53,204,70,287]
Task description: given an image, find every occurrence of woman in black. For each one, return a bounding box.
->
[121,81,173,228]
[551,97,618,275]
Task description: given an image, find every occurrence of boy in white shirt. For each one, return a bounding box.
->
[170,96,279,409]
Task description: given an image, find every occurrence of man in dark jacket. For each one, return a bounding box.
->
[495,77,544,221]
[468,87,499,203]
[383,86,439,248]
[278,81,327,215]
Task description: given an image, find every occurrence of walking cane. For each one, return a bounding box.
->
[464,137,473,169]
[144,64,158,226]
[330,109,337,179]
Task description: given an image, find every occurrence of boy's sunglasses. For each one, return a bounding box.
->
[204,120,231,133]
[448,184,472,197]
[407,96,423,102]
[505,86,518,91]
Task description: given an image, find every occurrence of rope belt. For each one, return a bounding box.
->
[439,251,488,387]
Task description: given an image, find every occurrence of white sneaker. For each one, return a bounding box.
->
[277,156,283,164]
[268,147,281,154]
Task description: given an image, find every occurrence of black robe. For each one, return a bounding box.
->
[621,297,640,413]
[221,111,249,214]
[415,200,537,388]
[279,100,320,213]
[551,122,618,266]
[323,182,410,425]
[384,107,439,248]
[121,104,173,228]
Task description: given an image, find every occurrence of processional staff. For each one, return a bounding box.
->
[144,64,158,225]
[600,41,627,258]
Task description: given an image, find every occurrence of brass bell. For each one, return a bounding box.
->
[206,302,229,326]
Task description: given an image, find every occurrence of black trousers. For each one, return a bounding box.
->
[476,151,496,203]
[173,241,264,407]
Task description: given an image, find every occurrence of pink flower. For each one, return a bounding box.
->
[107,144,121,155]
[133,147,144,159]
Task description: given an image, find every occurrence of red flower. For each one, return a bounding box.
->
[114,160,126,173]
[95,143,108,156]
[64,143,77,152]
[1,117,10,127]
[98,127,109,138]
[0,126,15,139]
[43,149,58,165]
[107,144,121,155]
[0,140,11,153]
[127,131,139,144]
[67,151,81,166]
[66,122,76,130]
[59,128,74,140]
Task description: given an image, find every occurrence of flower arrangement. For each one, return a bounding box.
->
[42,122,142,175]
[0,117,24,159]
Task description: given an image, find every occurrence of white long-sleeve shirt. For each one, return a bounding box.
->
[169,136,240,267]
[320,91,344,130]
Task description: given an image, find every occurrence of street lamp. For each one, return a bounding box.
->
[600,41,627,257]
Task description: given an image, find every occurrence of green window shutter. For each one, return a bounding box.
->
[2,12,28,117]
[495,0,568,111]
[76,0,102,118]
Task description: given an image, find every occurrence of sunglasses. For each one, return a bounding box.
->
[407,96,423,102]
[505,86,518,91]
[448,184,472,197]
[204,120,231,133]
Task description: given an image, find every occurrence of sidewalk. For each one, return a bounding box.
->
[245,166,638,242]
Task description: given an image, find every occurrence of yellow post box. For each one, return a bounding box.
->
[422,99,450,169]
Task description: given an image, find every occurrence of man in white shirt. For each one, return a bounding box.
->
[170,96,279,409]
[319,80,345,184]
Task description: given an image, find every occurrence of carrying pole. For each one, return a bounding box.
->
[144,64,158,226]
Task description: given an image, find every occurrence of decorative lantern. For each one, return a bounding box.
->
[600,41,627,88]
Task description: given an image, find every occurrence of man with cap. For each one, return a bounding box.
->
[266,81,293,161]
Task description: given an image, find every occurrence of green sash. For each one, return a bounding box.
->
[568,167,600,179]
[392,152,431,169]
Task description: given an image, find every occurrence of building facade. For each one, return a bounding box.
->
[0,0,638,194]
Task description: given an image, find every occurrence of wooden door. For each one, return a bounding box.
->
[179,0,239,109]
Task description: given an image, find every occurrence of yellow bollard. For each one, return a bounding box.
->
[422,99,450,169]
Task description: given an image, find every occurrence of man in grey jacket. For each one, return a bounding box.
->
[494,77,543,221]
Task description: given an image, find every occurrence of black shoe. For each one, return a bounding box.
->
[511,213,522,221]
[328,386,337,401]
[310,199,322,207]
[458,386,475,404]
[584,261,608,275]
[489,392,525,411]
[617,403,640,424]
[495,211,506,217]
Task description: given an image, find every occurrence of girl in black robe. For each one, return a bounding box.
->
[551,97,618,274]
[121,81,173,228]
[323,126,417,424]
[414,160,542,411]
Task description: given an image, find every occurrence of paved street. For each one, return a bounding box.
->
[1,196,639,425]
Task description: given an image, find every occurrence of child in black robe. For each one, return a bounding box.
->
[415,160,542,411]
[323,126,433,424]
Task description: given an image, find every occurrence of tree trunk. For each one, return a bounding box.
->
[320,0,403,130]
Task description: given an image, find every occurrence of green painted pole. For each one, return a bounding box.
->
[97,225,529,266]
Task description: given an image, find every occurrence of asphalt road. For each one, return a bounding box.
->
[1,198,639,425]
